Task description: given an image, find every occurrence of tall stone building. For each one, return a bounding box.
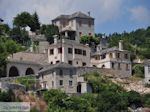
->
[52,11,95,43]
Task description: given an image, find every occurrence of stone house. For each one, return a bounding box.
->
[47,38,91,67]
[144,60,150,84]
[91,40,132,77]
[52,11,95,43]
[37,62,94,94]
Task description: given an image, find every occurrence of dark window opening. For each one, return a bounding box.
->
[26,68,34,75]
[59,80,63,86]
[9,66,19,77]
[69,80,73,86]
[68,60,72,65]
[111,62,115,69]
[101,54,106,59]
[68,48,73,54]
[82,62,86,66]
[58,47,62,53]
[50,49,54,55]
[83,50,86,56]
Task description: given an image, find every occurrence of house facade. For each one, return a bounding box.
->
[37,63,93,94]
[91,40,132,76]
[48,38,91,67]
[144,60,150,84]
[52,12,95,43]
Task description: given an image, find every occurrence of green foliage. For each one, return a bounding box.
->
[80,35,99,46]
[9,27,29,45]
[132,64,144,78]
[30,12,40,32]
[0,89,14,102]
[126,91,142,108]
[40,24,59,44]
[142,94,150,107]
[13,12,32,28]
[15,76,36,90]
[84,72,124,93]
[96,91,128,112]
[0,24,10,35]
[13,11,40,32]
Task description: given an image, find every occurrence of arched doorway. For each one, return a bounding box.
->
[25,68,34,75]
[9,66,19,77]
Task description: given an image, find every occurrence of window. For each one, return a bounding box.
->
[101,54,106,59]
[83,50,86,56]
[75,49,82,55]
[111,62,115,69]
[89,33,91,36]
[95,56,100,60]
[68,48,72,54]
[117,53,120,58]
[58,47,62,53]
[124,54,128,59]
[50,49,54,55]
[126,64,129,71]
[68,60,72,65]
[76,61,78,64]
[109,53,113,58]
[59,80,63,86]
[50,62,53,64]
[69,80,73,86]
[82,62,86,66]
[118,63,121,70]
[59,69,63,77]
[56,60,60,63]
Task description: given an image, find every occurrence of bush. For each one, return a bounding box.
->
[142,94,150,107]
[132,64,144,78]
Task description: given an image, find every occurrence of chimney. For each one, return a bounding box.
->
[119,40,123,50]
[87,11,90,16]
[53,35,58,44]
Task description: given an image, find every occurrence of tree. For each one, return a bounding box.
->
[40,24,59,44]
[127,91,142,109]
[80,35,99,46]
[30,12,40,32]
[13,12,32,28]
[10,27,29,45]
[132,64,144,78]
[0,24,10,35]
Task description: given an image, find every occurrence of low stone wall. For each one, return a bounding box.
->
[0,82,26,92]
[77,67,131,78]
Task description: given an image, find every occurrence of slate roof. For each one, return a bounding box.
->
[144,59,150,65]
[52,11,94,21]
[92,47,130,56]
[8,52,49,66]
[38,62,75,75]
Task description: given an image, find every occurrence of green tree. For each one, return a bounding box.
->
[40,24,59,44]
[132,64,144,78]
[13,12,32,28]
[10,27,29,45]
[30,12,40,32]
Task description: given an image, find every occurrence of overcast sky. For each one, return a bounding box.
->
[0,0,150,34]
